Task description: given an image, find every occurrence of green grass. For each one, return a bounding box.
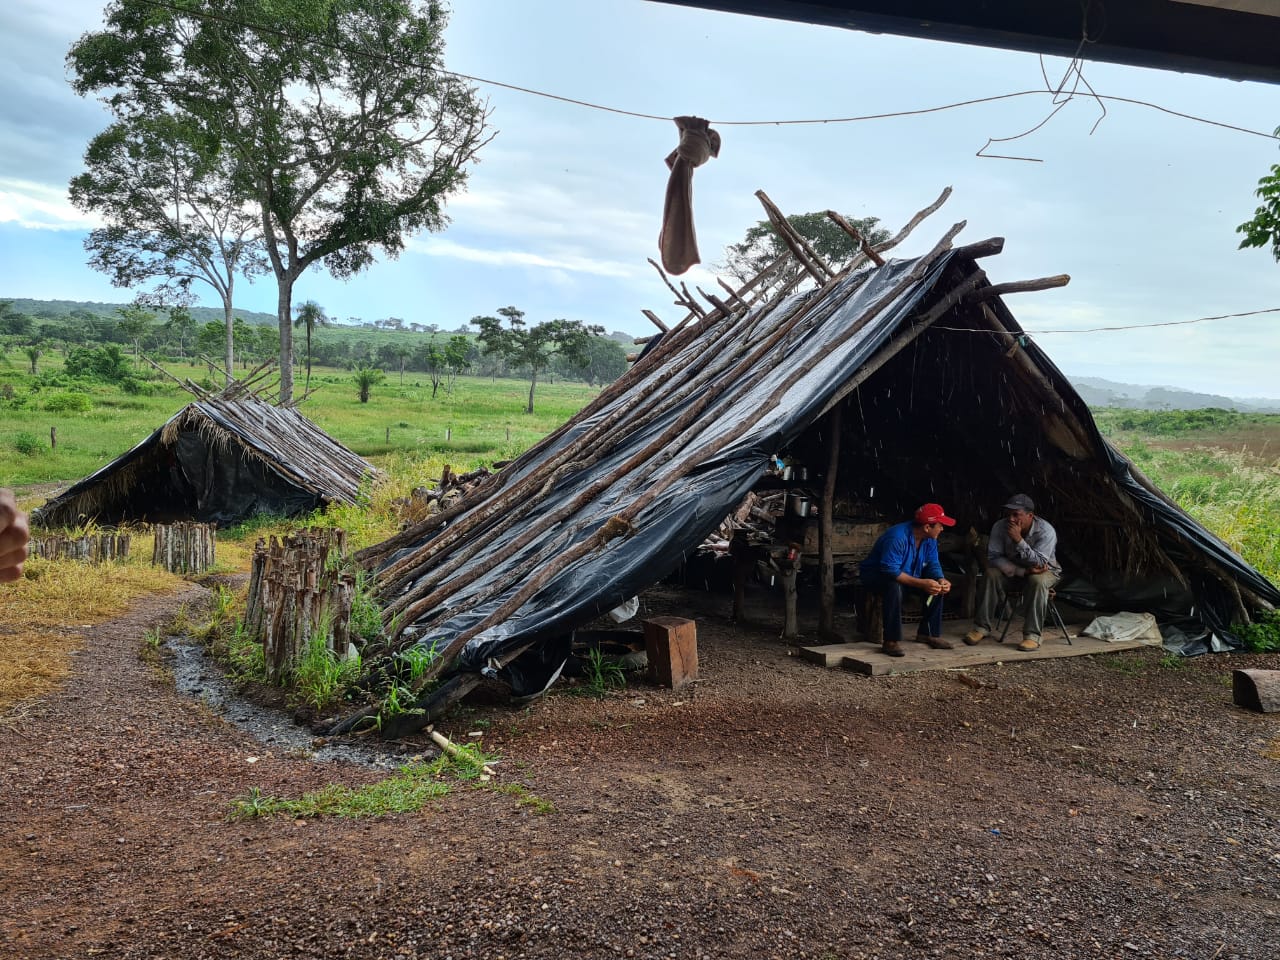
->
[1104,440,1280,586]
[228,742,498,819]
[1,348,600,489]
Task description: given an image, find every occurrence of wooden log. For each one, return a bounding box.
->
[1233,670,1280,713]
[427,726,496,776]
[967,274,1071,301]
[953,237,1005,260]
[755,190,832,281]
[818,404,842,638]
[151,522,216,574]
[780,555,801,642]
[643,617,698,690]
[641,309,669,333]
[825,209,885,266]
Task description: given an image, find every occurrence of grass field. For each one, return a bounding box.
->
[0,349,599,489]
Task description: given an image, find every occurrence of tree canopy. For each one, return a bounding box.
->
[720,211,891,289]
[69,0,494,403]
[475,306,603,413]
[69,112,265,383]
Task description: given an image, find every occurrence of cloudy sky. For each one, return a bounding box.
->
[2,0,1279,398]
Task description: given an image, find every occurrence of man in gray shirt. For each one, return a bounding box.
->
[964,493,1060,651]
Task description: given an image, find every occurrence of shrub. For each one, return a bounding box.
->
[1235,610,1280,653]
[63,344,131,382]
[43,391,93,413]
[13,431,43,456]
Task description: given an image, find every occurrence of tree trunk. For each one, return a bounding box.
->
[277,279,295,404]
[526,369,538,414]
[222,299,234,387]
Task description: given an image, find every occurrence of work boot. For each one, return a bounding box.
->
[882,639,905,658]
[1018,635,1041,652]
[963,629,985,646]
[917,635,954,650]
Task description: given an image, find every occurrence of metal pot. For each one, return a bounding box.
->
[780,465,794,481]
[794,466,809,481]
[789,494,810,518]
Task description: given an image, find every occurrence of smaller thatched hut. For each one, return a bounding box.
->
[34,392,378,529]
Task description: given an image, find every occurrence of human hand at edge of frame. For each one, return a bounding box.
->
[937,578,952,595]
[0,489,31,583]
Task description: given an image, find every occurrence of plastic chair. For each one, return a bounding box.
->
[995,581,1071,645]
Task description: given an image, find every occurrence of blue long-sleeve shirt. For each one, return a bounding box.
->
[859,522,944,585]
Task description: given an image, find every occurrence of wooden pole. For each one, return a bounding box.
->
[818,404,842,639]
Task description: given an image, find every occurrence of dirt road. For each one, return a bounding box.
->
[2,583,1277,959]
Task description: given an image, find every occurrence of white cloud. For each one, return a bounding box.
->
[0,177,96,230]
[408,235,638,279]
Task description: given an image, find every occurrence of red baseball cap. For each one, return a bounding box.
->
[914,503,956,527]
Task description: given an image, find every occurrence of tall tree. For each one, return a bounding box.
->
[69,0,494,404]
[720,211,891,291]
[114,305,155,368]
[292,300,328,395]
[164,305,198,361]
[23,345,43,376]
[475,306,603,414]
[417,333,471,398]
[69,113,266,384]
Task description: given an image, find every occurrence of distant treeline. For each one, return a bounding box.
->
[0,298,633,386]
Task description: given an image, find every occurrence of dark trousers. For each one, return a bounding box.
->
[874,579,944,644]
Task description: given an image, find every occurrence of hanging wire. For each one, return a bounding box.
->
[129,0,1279,143]
[934,306,1280,336]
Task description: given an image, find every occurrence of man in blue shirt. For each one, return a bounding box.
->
[964,493,1061,651]
[858,503,955,657]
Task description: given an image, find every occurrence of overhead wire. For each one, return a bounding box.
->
[130,0,1280,143]
[115,0,1280,345]
[934,306,1280,336]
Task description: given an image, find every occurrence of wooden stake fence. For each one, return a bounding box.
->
[243,528,355,681]
[31,532,131,563]
[151,522,216,574]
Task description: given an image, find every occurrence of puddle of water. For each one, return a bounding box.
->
[165,636,416,769]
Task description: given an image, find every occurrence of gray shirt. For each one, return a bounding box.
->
[987,515,1060,576]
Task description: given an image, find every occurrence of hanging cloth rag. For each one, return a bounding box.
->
[658,115,721,275]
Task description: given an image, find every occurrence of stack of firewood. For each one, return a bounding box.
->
[392,465,494,528]
[151,521,215,574]
[244,528,355,681]
[698,490,787,556]
[31,532,131,563]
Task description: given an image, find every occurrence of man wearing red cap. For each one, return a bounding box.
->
[857,503,955,657]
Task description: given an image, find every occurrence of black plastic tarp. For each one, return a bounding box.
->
[382,247,1279,680]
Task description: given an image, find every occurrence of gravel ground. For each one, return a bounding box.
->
[1,581,1278,959]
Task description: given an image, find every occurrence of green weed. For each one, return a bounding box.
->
[495,782,556,814]
[291,629,362,713]
[1234,610,1280,653]
[575,647,628,698]
[228,748,498,820]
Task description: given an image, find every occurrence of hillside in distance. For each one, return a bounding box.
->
[1071,377,1280,414]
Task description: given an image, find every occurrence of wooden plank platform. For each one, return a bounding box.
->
[800,633,1153,676]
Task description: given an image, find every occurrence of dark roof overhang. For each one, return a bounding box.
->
[653,1,1280,85]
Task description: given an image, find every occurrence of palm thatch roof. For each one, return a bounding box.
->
[34,388,378,529]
